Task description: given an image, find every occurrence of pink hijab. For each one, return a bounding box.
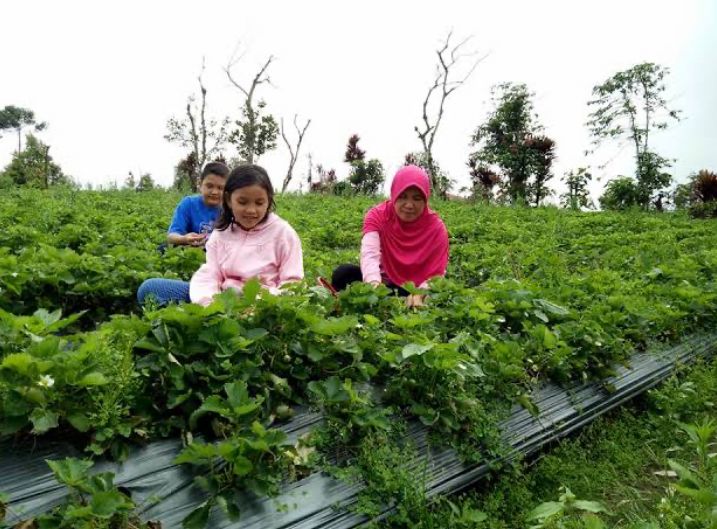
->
[363,165,449,287]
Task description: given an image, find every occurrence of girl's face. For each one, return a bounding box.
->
[199,174,226,207]
[227,184,270,230]
[394,185,426,222]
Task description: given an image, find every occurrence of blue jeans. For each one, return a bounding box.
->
[137,278,190,306]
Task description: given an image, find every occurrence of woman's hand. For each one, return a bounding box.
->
[406,294,425,308]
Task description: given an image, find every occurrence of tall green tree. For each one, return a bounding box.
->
[469,83,556,205]
[674,169,717,218]
[587,62,681,209]
[136,173,157,192]
[165,62,231,192]
[225,48,279,165]
[124,171,137,190]
[467,161,500,202]
[0,133,70,188]
[343,135,385,195]
[599,176,641,211]
[526,135,556,207]
[0,106,47,152]
[561,168,593,210]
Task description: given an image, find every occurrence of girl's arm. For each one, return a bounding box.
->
[189,233,224,306]
[271,228,304,294]
[360,231,382,285]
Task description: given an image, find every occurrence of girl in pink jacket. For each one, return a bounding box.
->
[138,165,304,306]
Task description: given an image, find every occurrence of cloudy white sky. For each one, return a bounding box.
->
[1,0,715,200]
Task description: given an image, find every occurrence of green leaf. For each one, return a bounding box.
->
[668,459,702,489]
[87,472,116,493]
[572,500,609,513]
[59,271,76,285]
[527,500,563,521]
[189,396,231,429]
[307,345,326,362]
[251,421,266,436]
[534,299,570,317]
[310,316,358,336]
[233,403,261,417]
[400,343,434,361]
[33,308,63,326]
[45,310,86,333]
[517,393,540,417]
[46,458,94,487]
[183,501,211,529]
[542,328,557,348]
[1,353,34,375]
[582,513,606,529]
[459,507,488,523]
[533,309,549,323]
[243,278,262,302]
[232,455,253,476]
[30,409,59,433]
[245,327,268,341]
[216,492,241,522]
[174,442,219,465]
[67,412,91,432]
[224,381,249,409]
[90,490,133,517]
[674,484,716,505]
[77,372,109,386]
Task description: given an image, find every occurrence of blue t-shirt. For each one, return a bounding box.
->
[168,195,221,235]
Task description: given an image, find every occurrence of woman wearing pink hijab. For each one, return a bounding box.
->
[330,165,449,307]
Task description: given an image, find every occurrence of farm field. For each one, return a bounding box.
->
[1,189,716,528]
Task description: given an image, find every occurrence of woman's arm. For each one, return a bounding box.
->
[360,231,382,285]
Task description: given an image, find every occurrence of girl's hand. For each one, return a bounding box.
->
[406,294,425,308]
[368,280,381,288]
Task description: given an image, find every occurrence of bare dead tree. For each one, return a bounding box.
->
[280,115,311,192]
[224,44,278,164]
[415,31,486,195]
[165,58,230,191]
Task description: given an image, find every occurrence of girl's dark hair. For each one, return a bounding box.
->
[200,161,230,181]
[216,164,276,231]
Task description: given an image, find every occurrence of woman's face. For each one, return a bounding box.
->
[228,184,270,230]
[394,185,426,222]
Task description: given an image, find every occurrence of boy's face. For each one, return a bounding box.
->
[200,174,226,207]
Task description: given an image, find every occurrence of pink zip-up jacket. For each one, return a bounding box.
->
[189,213,304,306]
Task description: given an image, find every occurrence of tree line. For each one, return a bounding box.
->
[1,35,715,217]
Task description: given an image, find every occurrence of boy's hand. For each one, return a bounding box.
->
[184,233,206,246]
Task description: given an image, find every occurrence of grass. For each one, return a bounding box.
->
[377,356,717,528]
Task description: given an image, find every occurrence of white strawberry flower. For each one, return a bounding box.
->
[38,374,55,388]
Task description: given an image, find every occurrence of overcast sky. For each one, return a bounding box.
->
[1,0,715,200]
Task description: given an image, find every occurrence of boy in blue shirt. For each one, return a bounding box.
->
[167,162,229,247]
